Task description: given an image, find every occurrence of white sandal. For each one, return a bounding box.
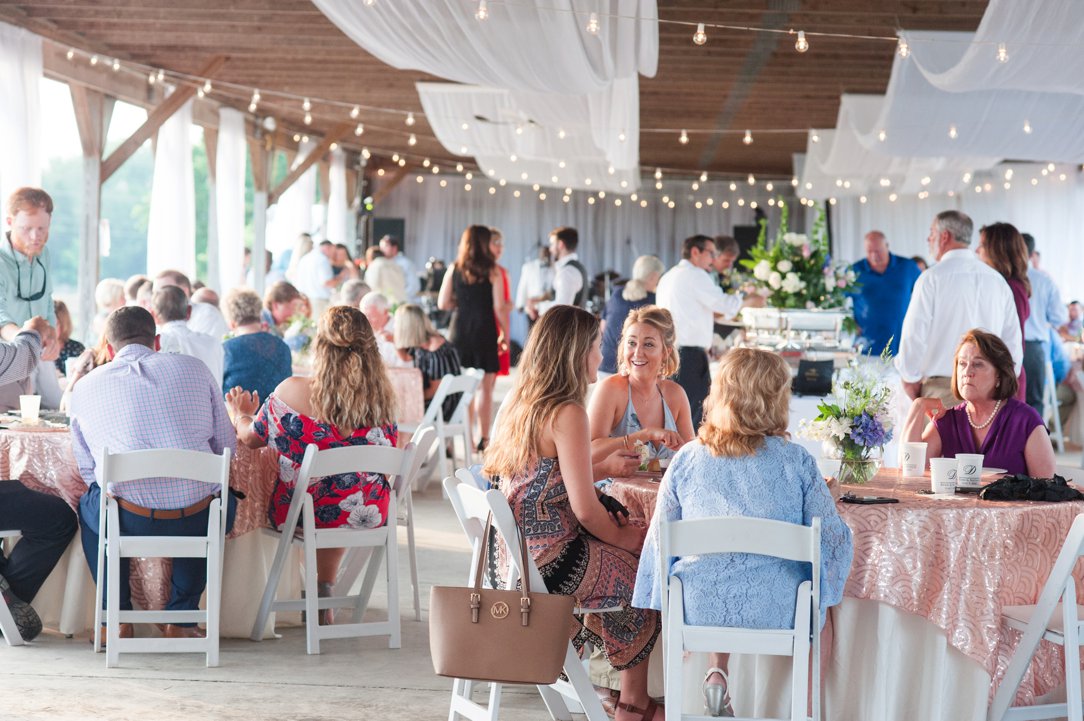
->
[703,667,733,718]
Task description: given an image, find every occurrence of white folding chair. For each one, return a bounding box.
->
[1044,359,1066,454]
[0,529,25,646]
[93,447,231,667]
[988,512,1084,721]
[249,442,415,655]
[400,373,481,488]
[442,473,613,721]
[660,516,822,721]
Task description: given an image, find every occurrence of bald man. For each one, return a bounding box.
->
[850,231,922,356]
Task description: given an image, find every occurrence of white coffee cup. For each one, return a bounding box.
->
[900,442,928,477]
[929,457,958,495]
[956,453,985,488]
[19,394,41,423]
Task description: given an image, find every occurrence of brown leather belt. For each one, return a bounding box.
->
[113,494,216,520]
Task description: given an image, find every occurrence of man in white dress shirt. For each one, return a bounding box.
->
[379,235,420,301]
[360,291,410,368]
[294,240,337,316]
[153,269,229,340]
[896,210,1022,406]
[531,226,587,317]
[656,234,744,428]
[516,246,554,328]
[152,285,224,387]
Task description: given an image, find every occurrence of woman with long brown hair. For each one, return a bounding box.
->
[438,224,508,450]
[977,222,1030,400]
[484,305,663,721]
[227,305,399,615]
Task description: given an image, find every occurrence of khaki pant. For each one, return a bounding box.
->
[921,376,959,408]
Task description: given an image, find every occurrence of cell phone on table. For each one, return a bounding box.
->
[840,494,899,505]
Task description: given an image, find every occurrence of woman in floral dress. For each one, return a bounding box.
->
[227,305,399,601]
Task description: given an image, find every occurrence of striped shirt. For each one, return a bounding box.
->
[69,343,236,508]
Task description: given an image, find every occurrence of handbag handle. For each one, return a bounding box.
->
[470,513,534,626]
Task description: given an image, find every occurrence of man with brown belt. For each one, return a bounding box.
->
[69,306,236,641]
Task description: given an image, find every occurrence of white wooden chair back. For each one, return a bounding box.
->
[988,512,1084,721]
[0,528,24,646]
[660,516,823,721]
[249,441,415,654]
[94,447,231,667]
[403,373,482,489]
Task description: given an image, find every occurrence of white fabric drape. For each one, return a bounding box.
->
[326,149,353,244]
[215,108,247,293]
[829,162,1084,300]
[266,140,318,254]
[0,21,42,205]
[315,0,656,188]
[146,96,195,277]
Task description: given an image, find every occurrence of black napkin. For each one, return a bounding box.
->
[978,474,1084,502]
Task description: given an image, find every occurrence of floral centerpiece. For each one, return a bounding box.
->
[738,201,858,310]
[283,313,317,365]
[797,349,895,484]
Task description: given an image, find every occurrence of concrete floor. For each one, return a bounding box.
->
[1,483,557,721]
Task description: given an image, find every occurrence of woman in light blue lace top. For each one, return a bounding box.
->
[589,306,694,468]
[632,348,853,713]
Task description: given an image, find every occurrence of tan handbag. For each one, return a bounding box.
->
[430,514,575,685]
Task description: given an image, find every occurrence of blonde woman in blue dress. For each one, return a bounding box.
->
[588,305,694,470]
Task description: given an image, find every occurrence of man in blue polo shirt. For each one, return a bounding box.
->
[851,230,922,356]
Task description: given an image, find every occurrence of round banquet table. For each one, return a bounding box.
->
[608,468,1084,721]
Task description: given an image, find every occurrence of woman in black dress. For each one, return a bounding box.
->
[438,225,508,449]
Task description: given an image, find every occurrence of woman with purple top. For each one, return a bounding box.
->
[902,329,1055,477]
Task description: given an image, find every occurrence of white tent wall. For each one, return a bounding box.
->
[829,169,1084,302]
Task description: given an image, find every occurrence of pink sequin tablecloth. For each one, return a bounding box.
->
[610,470,1084,707]
[387,366,424,425]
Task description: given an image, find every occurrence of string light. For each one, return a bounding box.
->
[557,128,566,140]
[1023,119,1032,134]
[408,133,417,146]
[997,42,1008,63]
[422,158,431,167]
[948,124,958,139]
[794,30,809,53]
[112,58,120,71]
[618,130,627,142]
[743,129,753,145]
[679,129,689,145]
[355,123,365,136]
[66,48,74,61]
[897,37,910,58]
[302,97,311,112]
[700,171,708,182]
[475,0,489,21]
[811,132,820,143]
[405,112,416,126]
[90,55,99,66]
[249,89,260,113]
[693,23,707,46]
[877,129,887,142]
[156,69,164,83]
[350,106,360,119]
[202,80,212,95]
[586,12,600,35]
[747,173,755,185]
[654,168,662,180]
[148,72,156,85]
[363,0,375,5]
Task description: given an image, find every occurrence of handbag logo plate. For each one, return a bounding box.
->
[490,601,510,619]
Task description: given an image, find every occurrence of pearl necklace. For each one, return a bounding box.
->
[966,398,1003,430]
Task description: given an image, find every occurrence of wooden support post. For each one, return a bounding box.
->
[268,122,353,206]
[249,136,270,296]
[100,55,227,184]
[203,127,219,289]
[69,84,113,343]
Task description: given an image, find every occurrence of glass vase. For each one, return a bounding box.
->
[837,457,882,485]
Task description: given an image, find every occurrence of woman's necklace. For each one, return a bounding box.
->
[966,398,1003,430]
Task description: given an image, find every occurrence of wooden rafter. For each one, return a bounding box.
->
[100,54,228,183]
[268,121,353,205]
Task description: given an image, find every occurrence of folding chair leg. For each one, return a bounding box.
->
[302,504,321,655]
[249,521,294,641]
[385,526,402,649]
[405,493,421,622]
[106,526,121,668]
[353,545,386,622]
[537,685,574,721]
[205,509,223,668]
[1064,599,1083,721]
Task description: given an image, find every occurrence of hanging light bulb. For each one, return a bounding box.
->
[362,148,371,159]
[90,55,99,66]
[747,173,755,185]
[302,97,311,112]
[408,133,417,146]
[202,80,212,95]
[877,129,887,142]
[148,72,157,85]
[363,0,375,5]
[557,128,566,140]
[350,105,360,119]
[422,158,431,167]
[475,0,489,21]
[811,132,820,143]
[355,123,365,136]
[156,69,164,83]
[405,112,416,126]
[897,37,910,58]
[618,130,627,142]
[1023,119,1032,134]
[997,42,1008,63]
[112,58,120,71]
[248,89,260,113]
[679,129,689,145]
[304,112,312,125]
[743,129,753,145]
[586,12,600,35]
[794,30,809,53]
[693,23,707,46]
[700,171,708,182]
[949,124,958,139]
[66,48,75,61]
[654,168,662,180]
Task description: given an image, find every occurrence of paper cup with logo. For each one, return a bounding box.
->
[900,442,928,477]
[955,453,984,488]
[929,457,958,495]
[19,394,40,423]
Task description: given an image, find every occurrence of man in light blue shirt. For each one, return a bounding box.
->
[1022,234,1068,415]
[850,231,921,356]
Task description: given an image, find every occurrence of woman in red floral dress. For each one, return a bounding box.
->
[227,305,399,595]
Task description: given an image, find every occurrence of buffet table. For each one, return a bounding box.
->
[609,469,1084,720]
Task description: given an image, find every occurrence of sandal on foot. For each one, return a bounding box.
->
[616,698,661,721]
[703,667,734,718]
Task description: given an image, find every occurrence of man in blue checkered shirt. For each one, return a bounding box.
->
[69,306,237,640]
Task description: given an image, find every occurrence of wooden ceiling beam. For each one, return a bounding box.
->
[100,54,228,183]
[268,121,354,205]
